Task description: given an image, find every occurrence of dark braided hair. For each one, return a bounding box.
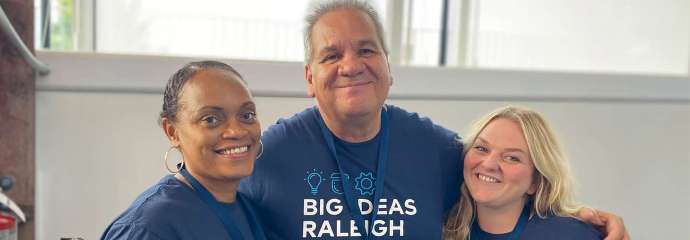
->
[159,60,245,125]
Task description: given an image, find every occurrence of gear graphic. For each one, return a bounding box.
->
[355,172,376,196]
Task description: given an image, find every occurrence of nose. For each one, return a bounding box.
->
[479,152,500,171]
[338,52,365,77]
[221,120,249,139]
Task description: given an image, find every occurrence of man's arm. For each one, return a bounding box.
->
[577,208,630,240]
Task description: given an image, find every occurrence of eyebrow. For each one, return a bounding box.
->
[356,39,378,48]
[317,39,380,56]
[196,101,255,113]
[197,106,224,113]
[475,137,528,154]
[316,45,339,57]
[240,101,256,110]
[192,106,224,120]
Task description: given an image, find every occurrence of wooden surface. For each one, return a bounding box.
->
[0,0,35,239]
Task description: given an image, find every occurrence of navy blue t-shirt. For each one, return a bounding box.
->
[222,202,256,240]
[240,105,462,239]
[101,174,265,240]
[471,215,603,240]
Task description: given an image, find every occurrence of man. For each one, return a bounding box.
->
[240,1,628,239]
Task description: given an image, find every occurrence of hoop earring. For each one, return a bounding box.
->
[255,140,264,160]
[164,146,184,173]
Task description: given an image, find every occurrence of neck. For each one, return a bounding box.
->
[475,198,528,234]
[319,107,382,143]
[175,171,239,203]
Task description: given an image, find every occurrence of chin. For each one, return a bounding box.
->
[342,102,380,116]
[217,165,254,180]
[473,199,506,210]
[217,172,250,182]
[470,191,498,205]
[471,196,492,205]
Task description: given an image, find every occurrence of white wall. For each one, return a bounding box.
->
[35,52,689,239]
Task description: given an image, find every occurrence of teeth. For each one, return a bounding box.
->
[219,146,248,155]
[478,174,498,183]
[230,146,248,154]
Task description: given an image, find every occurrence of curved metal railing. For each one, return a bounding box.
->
[0,4,50,75]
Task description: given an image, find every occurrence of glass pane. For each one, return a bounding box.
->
[96,0,310,61]
[399,0,442,66]
[34,0,75,50]
[472,0,689,75]
[412,0,443,66]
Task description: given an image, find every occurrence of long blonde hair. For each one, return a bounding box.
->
[443,106,583,239]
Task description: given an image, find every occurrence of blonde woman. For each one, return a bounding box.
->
[444,106,602,240]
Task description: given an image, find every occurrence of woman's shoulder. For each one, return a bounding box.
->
[122,176,193,216]
[101,221,165,240]
[103,175,227,239]
[523,215,603,240]
[102,175,191,239]
[107,176,203,224]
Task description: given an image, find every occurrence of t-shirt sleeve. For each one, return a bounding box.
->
[239,151,265,203]
[101,223,165,240]
[567,219,604,240]
[528,216,604,240]
[435,124,463,213]
[239,118,287,202]
[579,228,604,240]
[238,175,259,201]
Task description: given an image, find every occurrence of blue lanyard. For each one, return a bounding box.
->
[470,200,531,240]
[180,168,260,240]
[315,107,390,240]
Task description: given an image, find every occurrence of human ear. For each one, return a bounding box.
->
[161,118,181,147]
[305,64,315,97]
[386,60,393,86]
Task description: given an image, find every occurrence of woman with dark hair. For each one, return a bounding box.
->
[101,61,266,239]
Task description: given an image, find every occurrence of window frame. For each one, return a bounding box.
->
[36,51,689,104]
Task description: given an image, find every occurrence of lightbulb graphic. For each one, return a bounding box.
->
[304,169,324,195]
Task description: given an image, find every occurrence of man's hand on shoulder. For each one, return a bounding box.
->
[577,208,630,240]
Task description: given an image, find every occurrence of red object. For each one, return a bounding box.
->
[0,213,15,229]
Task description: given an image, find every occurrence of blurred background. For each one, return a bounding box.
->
[37,0,689,73]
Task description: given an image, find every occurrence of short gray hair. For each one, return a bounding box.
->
[303,0,389,63]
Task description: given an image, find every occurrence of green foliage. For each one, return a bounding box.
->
[50,0,74,50]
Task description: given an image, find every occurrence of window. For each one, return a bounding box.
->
[396,0,443,66]
[467,0,689,75]
[35,0,689,75]
[96,0,309,62]
[35,0,76,50]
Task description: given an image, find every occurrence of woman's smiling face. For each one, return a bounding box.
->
[168,69,261,184]
[464,117,537,211]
